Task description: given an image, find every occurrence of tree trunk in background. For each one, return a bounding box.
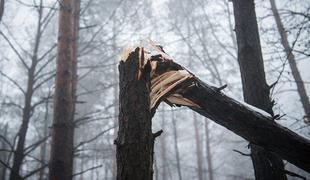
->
[49,0,80,179]
[270,0,310,122]
[193,112,203,180]
[115,48,155,180]
[112,19,118,180]
[0,0,4,23]
[160,106,168,180]
[38,100,50,180]
[10,2,43,179]
[204,119,214,180]
[154,156,159,180]
[0,123,8,180]
[231,1,287,179]
[172,110,183,180]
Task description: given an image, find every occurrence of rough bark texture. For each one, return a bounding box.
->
[270,0,310,121]
[182,79,310,173]
[231,0,287,179]
[115,47,155,180]
[49,0,79,179]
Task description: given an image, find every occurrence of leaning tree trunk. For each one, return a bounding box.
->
[231,0,287,179]
[49,0,80,179]
[115,47,161,180]
[270,0,310,122]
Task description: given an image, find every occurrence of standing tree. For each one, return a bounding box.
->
[269,0,310,122]
[2,1,56,179]
[193,112,203,180]
[0,0,4,23]
[231,0,286,179]
[49,0,80,179]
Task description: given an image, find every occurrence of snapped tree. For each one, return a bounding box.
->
[116,44,310,180]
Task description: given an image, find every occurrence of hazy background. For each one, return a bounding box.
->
[0,0,309,179]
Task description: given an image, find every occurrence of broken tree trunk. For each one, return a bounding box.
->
[120,43,310,174]
[115,47,161,180]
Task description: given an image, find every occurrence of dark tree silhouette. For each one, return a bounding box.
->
[49,0,80,179]
[231,0,287,179]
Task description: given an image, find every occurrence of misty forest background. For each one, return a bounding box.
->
[0,0,310,179]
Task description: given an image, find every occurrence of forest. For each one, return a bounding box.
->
[0,0,309,180]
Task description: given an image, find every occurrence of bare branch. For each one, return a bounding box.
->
[0,70,26,94]
[71,164,102,177]
[0,31,29,69]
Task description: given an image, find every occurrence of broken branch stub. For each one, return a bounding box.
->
[122,45,310,173]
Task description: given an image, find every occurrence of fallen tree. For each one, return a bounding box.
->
[118,44,310,177]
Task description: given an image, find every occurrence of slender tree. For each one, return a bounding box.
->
[8,1,51,179]
[269,0,310,122]
[0,123,8,179]
[172,110,183,180]
[160,107,168,180]
[193,112,203,180]
[231,0,287,179]
[0,0,4,23]
[49,0,80,179]
[204,119,214,180]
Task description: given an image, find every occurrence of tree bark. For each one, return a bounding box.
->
[49,0,80,179]
[182,79,310,173]
[270,0,310,121]
[115,47,156,180]
[231,0,287,179]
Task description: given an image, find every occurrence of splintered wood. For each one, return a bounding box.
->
[120,45,199,110]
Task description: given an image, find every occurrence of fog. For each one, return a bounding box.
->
[0,0,309,179]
